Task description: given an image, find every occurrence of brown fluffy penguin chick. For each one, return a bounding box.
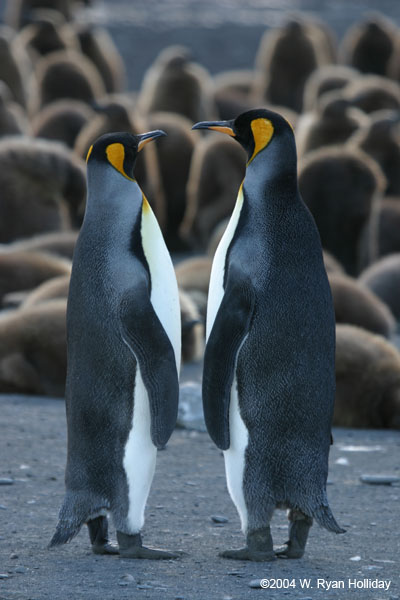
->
[146,112,196,250]
[9,230,78,260]
[0,94,29,136]
[73,23,126,94]
[175,256,212,297]
[302,64,360,112]
[339,14,397,77]
[0,299,67,397]
[181,134,246,250]
[254,19,330,113]
[334,324,400,429]
[74,99,164,227]
[0,25,33,109]
[0,250,71,305]
[212,69,255,120]
[33,49,106,113]
[342,75,400,114]
[21,273,70,307]
[359,198,400,268]
[359,253,400,319]
[5,0,73,29]
[179,289,204,363]
[347,110,400,196]
[295,92,369,157]
[32,99,94,147]
[0,136,86,239]
[329,273,396,337]
[298,145,386,275]
[16,17,77,62]
[138,45,216,122]
[323,250,345,275]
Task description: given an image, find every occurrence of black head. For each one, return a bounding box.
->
[85,130,166,180]
[192,108,295,164]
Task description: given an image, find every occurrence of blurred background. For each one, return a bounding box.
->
[0,0,400,431]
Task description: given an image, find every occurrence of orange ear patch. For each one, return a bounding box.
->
[106,142,135,181]
[248,118,274,164]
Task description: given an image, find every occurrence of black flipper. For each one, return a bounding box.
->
[202,264,255,450]
[119,285,179,449]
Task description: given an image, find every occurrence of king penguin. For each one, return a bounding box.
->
[49,130,182,559]
[192,108,344,561]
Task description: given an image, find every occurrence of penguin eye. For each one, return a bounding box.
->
[248,118,274,164]
[105,143,135,181]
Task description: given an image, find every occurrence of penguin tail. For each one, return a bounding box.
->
[48,491,108,548]
[313,503,346,534]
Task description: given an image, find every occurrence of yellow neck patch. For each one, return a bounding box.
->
[105,142,135,181]
[142,194,151,213]
[248,118,274,164]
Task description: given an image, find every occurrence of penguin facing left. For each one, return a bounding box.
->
[192,109,344,561]
[49,130,182,559]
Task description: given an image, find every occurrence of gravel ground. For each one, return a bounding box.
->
[0,385,399,600]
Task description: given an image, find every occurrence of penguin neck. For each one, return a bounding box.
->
[243,140,298,212]
[84,163,143,236]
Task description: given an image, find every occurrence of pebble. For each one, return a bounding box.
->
[0,574,9,579]
[249,579,262,588]
[0,478,14,485]
[10,553,18,559]
[137,584,153,590]
[335,457,350,466]
[211,515,228,524]
[15,566,27,574]
[360,475,400,485]
[118,573,135,586]
[350,555,361,561]
[0,505,7,510]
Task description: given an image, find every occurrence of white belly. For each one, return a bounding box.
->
[123,366,157,533]
[207,184,249,532]
[123,198,181,533]
[206,184,244,339]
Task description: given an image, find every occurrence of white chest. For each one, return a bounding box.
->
[206,184,244,340]
[140,199,181,371]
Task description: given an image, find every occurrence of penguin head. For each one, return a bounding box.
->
[192,108,295,165]
[85,130,166,181]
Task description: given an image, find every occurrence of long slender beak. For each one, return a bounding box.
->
[192,120,236,137]
[138,129,167,152]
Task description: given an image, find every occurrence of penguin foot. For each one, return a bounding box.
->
[219,547,276,562]
[117,531,180,560]
[274,542,304,559]
[275,510,312,559]
[87,516,119,555]
[220,526,276,561]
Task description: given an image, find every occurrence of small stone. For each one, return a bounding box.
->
[15,566,27,574]
[362,565,383,571]
[137,584,153,590]
[360,475,400,485]
[211,515,228,524]
[372,558,395,564]
[0,574,9,579]
[175,597,185,600]
[10,553,18,559]
[0,478,14,485]
[335,457,350,466]
[350,555,361,561]
[249,579,262,588]
[0,505,7,510]
[119,574,135,585]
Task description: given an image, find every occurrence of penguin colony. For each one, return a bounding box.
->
[0,0,399,560]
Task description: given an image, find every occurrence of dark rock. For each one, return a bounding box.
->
[211,515,228,523]
[0,478,14,485]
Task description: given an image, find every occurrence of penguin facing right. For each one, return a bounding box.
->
[192,108,344,562]
[49,130,181,559]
